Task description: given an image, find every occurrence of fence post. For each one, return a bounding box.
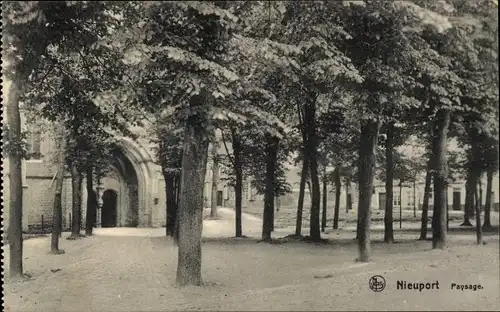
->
[41,214,44,232]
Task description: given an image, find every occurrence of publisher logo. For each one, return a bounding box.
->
[369,275,386,292]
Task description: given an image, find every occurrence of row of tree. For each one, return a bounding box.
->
[4,1,498,286]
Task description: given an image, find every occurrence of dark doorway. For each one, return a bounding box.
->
[217,191,223,206]
[379,193,386,210]
[102,189,118,227]
[452,191,461,211]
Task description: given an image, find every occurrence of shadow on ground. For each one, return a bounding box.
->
[4,233,499,312]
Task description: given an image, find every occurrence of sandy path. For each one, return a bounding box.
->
[4,207,499,311]
[91,207,264,238]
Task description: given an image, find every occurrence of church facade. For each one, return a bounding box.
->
[2,127,246,231]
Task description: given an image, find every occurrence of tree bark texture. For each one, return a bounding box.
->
[357,119,381,261]
[68,163,83,239]
[333,166,341,230]
[232,130,243,237]
[419,160,432,240]
[164,171,177,236]
[474,184,483,245]
[210,140,219,219]
[295,151,309,236]
[464,158,476,219]
[446,184,449,230]
[262,135,278,240]
[413,181,417,218]
[85,167,96,236]
[461,170,475,226]
[305,97,321,241]
[483,168,493,228]
[321,171,327,232]
[6,76,24,277]
[176,113,210,286]
[173,173,181,244]
[4,7,51,276]
[399,181,403,229]
[51,134,66,253]
[384,122,395,243]
[431,109,451,250]
[346,179,352,212]
[478,180,483,212]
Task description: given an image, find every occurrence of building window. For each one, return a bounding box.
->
[26,132,42,160]
[393,195,401,206]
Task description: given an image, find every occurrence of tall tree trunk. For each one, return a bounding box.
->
[295,152,309,236]
[431,109,451,250]
[384,122,395,243]
[483,168,493,229]
[164,171,177,237]
[232,130,243,237]
[307,142,321,240]
[321,169,327,232]
[271,199,275,232]
[51,131,66,253]
[6,77,24,277]
[262,135,278,241]
[305,97,321,241]
[210,140,219,219]
[399,180,403,229]
[413,181,417,218]
[446,183,449,230]
[357,119,381,261]
[478,180,483,212]
[345,182,349,214]
[85,167,95,236]
[333,166,341,230]
[295,99,309,237]
[176,106,210,286]
[68,163,83,240]
[461,170,475,226]
[173,172,181,244]
[171,174,182,246]
[419,160,433,240]
[50,161,65,254]
[469,138,483,242]
[175,174,181,205]
[474,182,483,245]
[234,172,243,237]
[346,179,352,212]
[4,3,51,277]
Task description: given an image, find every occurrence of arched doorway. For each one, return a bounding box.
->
[102,189,118,227]
[116,138,154,227]
[112,148,139,227]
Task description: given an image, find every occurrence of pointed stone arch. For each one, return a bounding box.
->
[115,137,156,227]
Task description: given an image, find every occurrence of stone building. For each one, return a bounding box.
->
[2,125,237,231]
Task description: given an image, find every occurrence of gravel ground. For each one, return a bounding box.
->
[4,208,499,312]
